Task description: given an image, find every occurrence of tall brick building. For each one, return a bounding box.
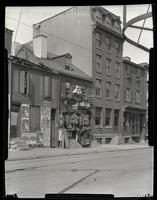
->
[33,6,124,144]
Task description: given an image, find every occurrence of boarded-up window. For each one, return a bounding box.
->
[44,76,51,98]
[30,106,40,131]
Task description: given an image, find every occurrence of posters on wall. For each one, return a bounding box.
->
[21,104,29,132]
[41,106,51,146]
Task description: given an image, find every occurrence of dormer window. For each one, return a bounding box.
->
[105,15,111,28]
[95,10,102,23]
[65,65,70,70]
[114,21,121,32]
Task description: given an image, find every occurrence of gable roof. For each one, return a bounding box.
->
[15,43,92,81]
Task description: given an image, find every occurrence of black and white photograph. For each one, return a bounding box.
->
[4,4,154,198]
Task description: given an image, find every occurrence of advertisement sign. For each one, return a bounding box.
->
[21,104,29,118]
[41,106,51,146]
[21,118,29,131]
[21,104,29,132]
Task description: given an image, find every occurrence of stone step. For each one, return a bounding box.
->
[10,138,30,151]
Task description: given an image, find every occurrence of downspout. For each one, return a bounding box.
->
[8,57,12,149]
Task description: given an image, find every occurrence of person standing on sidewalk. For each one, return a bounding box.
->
[63,123,69,148]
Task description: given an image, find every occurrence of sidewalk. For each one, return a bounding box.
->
[7,142,152,162]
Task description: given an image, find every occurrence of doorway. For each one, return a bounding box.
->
[50,109,56,147]
[10,104,20,138]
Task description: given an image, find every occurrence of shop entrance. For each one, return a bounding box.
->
[50,109,56,147]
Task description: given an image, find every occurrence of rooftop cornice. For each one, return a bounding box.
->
[94,22,123,40]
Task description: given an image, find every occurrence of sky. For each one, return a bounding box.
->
[5,5,153,64]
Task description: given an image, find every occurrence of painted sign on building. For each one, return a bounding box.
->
[41,106,51,146]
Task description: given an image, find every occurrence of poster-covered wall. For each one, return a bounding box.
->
[21,104,29,133]
[40,106,51,147]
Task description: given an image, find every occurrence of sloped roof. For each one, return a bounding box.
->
[15,43,92,81]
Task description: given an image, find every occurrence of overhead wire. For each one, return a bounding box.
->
[6,15,92,53]
[12,8,23,54]
[137,4,151,44]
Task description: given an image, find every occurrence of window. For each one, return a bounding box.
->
[65,81,71,96]
[115,40,120,54]
[115,62,120,78]
[82,86,86,97]
[106,21,111,28]
[126,88,131,102]
[95,10,102,23]
[114,21,120,32]
[106,58,111,75]
[106,36,111,51]
[96,79,102,97]
[96,54,102,73]
[135,90,140,103]
[65,65,70,70]
[12,70,19,94]
[19,71,28,94]
[105,16,111,28]
[115,84,120,100]
[114,110,119,126]
[30,106,40,131]
[44,76,51,98]
[105,108,112,126]
[95,107,102,126]
[106,81,111,99]
[96,32,101,49]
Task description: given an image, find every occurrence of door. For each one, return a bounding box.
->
[50,109,56,147]
[10,104,20,138]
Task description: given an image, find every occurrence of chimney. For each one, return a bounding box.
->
[33,34,47,59]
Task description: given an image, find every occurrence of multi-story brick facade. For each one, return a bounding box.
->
[122,57,147,143]
[33,6,124,144]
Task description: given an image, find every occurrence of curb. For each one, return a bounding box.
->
[7,146,151,162]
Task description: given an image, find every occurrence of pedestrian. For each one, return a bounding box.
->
[63,123,69,148]
[58,125,64,148]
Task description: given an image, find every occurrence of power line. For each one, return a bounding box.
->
[12,8,23,52]
[6,15,92,53]
[137,4,151,44]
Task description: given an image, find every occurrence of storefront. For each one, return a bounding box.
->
[123,107,146,143]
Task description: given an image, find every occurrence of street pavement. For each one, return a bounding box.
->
[7,142,151,161]
[5,143,153,198]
